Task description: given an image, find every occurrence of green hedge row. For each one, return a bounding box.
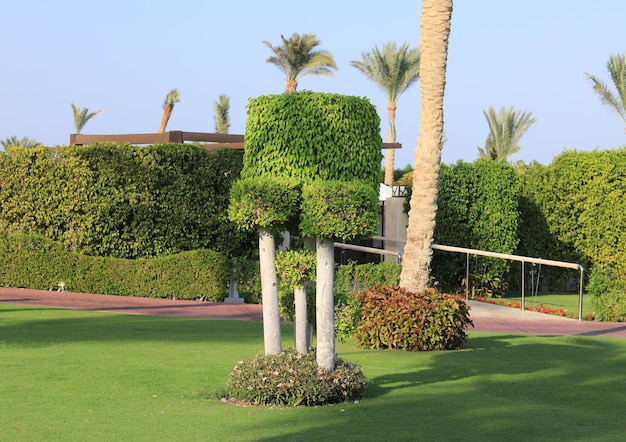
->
[0,143,255,259]
[430,160,521,295]
[0,234,229,301]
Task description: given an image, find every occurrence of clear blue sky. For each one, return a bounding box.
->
[3,1,626,167]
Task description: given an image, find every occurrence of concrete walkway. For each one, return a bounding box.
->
[2,287,626,338]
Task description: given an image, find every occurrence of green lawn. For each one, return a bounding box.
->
[1,303,625,441]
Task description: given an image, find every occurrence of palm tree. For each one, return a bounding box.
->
[351,42,421,186]
[399,0,454,292]
[1,136,43,149]
[71,103,103,134]
[213,94,230,134]
[586,53,626,134]
[263,33,337,93]
[158,89,181,133]
[477,106,537,161]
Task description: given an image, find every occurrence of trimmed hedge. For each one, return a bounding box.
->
[0,144,254,259]
[355,285,473,351]
[0,234,229,301]
[432,160,520,295]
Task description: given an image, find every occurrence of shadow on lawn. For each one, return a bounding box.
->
[0,304,265,346]
[251,334,626,441]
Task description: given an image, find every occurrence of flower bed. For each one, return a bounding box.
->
[472,297,593,320]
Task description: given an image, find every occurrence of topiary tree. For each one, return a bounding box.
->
[300,179,379,370]
[230,91,382,369]
[228,176,302,355]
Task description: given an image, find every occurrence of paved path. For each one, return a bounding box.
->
[2,287,626,338]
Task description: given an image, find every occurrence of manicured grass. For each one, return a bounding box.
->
[502,292,594,318]
[2,303,625,441]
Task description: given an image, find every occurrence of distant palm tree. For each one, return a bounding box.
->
[214,94,230,134]
[1,136,43,149]
[586,53,626,134]
[71,103,103,134]
[158,89,181,133]
[477,106,537,161]
[263,33,337,93]
[351,42,421,185]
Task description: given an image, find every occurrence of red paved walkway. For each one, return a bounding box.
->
[2,287,626,338]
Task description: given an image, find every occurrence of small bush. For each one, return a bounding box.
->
[587,266,626,322]
[355,285,473,351]
[225,349,368,407]
[334,262,402,341]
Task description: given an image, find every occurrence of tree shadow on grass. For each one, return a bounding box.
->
[249,334,626,441]
[0,304,266,346]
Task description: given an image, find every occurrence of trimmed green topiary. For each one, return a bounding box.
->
[355,285,473,351]
[299,180,379,241]
[228,176,302,231]
[225,349,368,407]
[243,91,382,190]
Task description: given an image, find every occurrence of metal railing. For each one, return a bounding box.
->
[334,240,585,321]
[431,244,585,321]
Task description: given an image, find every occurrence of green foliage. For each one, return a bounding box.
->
[0,144,254,259]
[243,91,382,190]
[355,286,473,351]
[235,257,262,304]
[300,180,379,241]
[432,160,520,295]
[228,177,302,231]
[225,349,368,407]
[587,266,626,322]
[275,249,316,288]
[0,234,229,301]
[275,249,317,323]
[334,262,402,341]
[335,261,402,302]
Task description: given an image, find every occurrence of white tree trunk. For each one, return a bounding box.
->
[258,228,282,355]
[316,237,335,372]
[294,286,308,354]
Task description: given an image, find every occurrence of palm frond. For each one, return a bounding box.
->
[263,33,337,92]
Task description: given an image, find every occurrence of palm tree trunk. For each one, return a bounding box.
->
[258,228,282,355]
[159,105,173,133]
[384,102,397,186]
[316,237,335,371]
[399,0,453,292]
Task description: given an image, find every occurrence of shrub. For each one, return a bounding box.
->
[355,285,473,351]
[225,349,368,407]
[587,266,626,322]
[0,144,255,260]
[334,262,402,341]
[0,233,229,300]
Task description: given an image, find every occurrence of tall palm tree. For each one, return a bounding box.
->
[351,42,421,186]
[71,103,103,134]
[1,136,43,149]
[263,33,337,94]
[477,106,537,161]
[213,94,230,134]
[399,0,454,292]
[158,89,181,133]
[586,53,626,134]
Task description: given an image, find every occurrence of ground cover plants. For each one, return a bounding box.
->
[3,303,626,441]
